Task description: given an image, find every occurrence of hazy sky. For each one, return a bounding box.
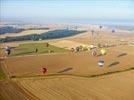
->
[1,0,134,24]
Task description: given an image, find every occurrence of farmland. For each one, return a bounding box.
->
[1,0,134,99]
[17,70,134,100]
[0,25,134,100]
[2,45,134,78]
[0,81,29,100]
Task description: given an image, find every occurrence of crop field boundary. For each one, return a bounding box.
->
[15,82,41,100]
[11,67,134,80]
[3,52,72,59]
[3,51,89,59]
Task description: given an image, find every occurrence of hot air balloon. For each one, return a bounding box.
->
[70,48,75,52]
[98,60,105,67]
[99,25,102,29]
[91,30,94,37]
[112,29,115,33]
[44,42,49,47]
[100,48,106,55]
[92,50,97,56]
[34,48,38,53]
[75,47,80,52]
[42,67,48,75]
[5,46,11,55]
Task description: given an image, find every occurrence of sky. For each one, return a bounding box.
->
[1,0,134,25]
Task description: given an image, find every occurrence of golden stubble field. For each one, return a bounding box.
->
[16,70,134,100]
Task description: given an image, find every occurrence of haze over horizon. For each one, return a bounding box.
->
[1,0,134,25]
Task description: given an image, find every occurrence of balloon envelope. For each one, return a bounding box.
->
[92,51,97,56]
[100,48,106,55]
[42,68,48,74]
[98,60,104,67]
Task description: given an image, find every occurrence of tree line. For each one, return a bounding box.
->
[0,26,25,34]
[0,29,86,43]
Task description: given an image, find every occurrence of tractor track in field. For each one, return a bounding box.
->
[16,82,41,100]
[11,67,134,80]
[17,70,134,100]
[0,61,41,100]
[0,80,40,100]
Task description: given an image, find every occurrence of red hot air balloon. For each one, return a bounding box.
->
[42,68,48,75]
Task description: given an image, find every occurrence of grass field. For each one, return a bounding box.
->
[0,64,6,80]
[0,43,68,57]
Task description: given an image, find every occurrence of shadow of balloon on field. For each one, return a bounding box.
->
[57,67,73,73]
[117,53,127,57]
[97,54,102,57]
[108,61,120,67]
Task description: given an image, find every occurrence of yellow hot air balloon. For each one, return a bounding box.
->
[100,48,106,55]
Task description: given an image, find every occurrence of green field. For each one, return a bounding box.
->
[1,43,68,57]
[0,64,6,80]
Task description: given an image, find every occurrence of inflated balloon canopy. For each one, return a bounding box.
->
[92,51,97,56]
[98,60,105,67]
[42,68,48,74]
[100,48,106,55]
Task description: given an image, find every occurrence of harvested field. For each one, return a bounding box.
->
[3,45,134,77]
[50,40,88,49]
[0,80,28,100]
[17,70,134,100]
[66,31,134,45]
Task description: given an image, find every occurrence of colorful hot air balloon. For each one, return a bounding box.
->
[5,46,11,55]
[100,48,106,55]
[91,30,94,37]
[92,50,97,56]
[42,68,48,75]
[98,60,105,67]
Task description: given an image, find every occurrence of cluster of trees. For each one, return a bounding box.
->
[0,29,86,43]
[27,27,50,30]
[0,26,25,34]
